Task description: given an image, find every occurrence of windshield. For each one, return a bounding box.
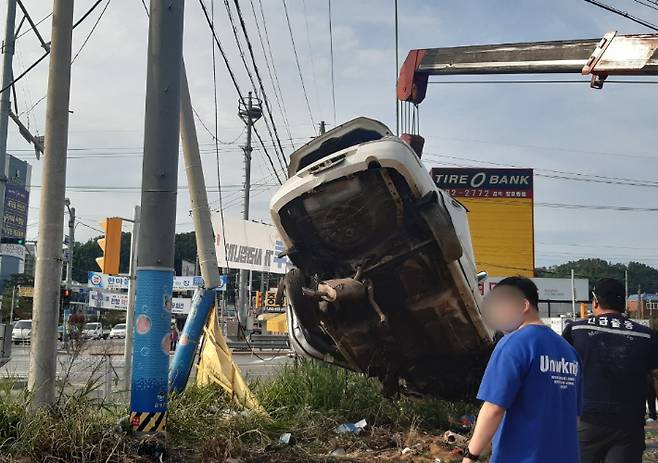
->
[83,323,100,330]
[113,324,126,330]
[14,320,31,329]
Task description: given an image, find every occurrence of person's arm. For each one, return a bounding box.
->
[462,401,505,462]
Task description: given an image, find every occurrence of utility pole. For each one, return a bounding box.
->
[27,0,74,408]
[65,199,75,289]
[625,267,629,313]
[319,120,326,135]
[123,205,140,392]
[0,0,17,245]
[570,269,576,319]
[129,0,185,434]
[237,92,262,330]
[169,64,224,392]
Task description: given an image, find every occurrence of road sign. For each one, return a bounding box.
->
[18,286,33,298]
[264,287,286,311]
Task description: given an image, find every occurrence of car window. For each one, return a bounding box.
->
[14,320,31,329]
[83,323,100,330]
[113,324,126,329]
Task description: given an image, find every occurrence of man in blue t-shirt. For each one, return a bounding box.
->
[462,277,582,463]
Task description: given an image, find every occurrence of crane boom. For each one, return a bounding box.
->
[397,32,658,104]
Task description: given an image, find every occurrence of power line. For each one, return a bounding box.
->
[301,0,321,116]
[71,0,112,65]
[583,0,658,32]
[428,79,658,85]
[16,11,52,40]
[1,0,110,95]
[248,0,294,148]
[424,153,658,188]
[328,0,336,126]
[198,0,283,184]
[223,0,288,174]
[231,0,288,171]
[424,135,658,161]
[633,0,658,12]
[282,0,317,134]
[211,0,229,268]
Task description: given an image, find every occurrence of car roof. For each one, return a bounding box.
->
[287,117,392,177]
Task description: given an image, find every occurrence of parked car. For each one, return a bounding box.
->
[109,323,126,339]
[270,117,494,399]
[81,322,104,340]
[12,319,32,344]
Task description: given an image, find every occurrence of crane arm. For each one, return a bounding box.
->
[397,32,658,104]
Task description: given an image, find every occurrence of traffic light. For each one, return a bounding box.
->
[61,287,71,305]
[255,291,263,308]
[96,217,122,274]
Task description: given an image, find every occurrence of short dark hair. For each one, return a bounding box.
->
[495,276,539,309]
[593,278,625,313]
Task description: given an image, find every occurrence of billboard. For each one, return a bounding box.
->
[431,167,534,277]
[89,290,193,313]
[481,277,589,302]
[213,216,291,274]
[87,272,227,291]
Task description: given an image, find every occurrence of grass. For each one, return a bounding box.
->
[0,358,477,462]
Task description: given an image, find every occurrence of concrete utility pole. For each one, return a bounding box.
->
[123,205,140,392]
[169,64,223,392]
[28,0,74,408]
[0,0,17,245]
[129,0,185,434]
[65,199,75,289]
[237,92,262,330]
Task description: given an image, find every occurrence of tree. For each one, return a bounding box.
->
[536,258,658,293]
[71,231,198,284]
[0,273,34,322]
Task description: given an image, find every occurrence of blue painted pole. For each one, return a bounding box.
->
[129,0,185,434]
[169,287,216,393]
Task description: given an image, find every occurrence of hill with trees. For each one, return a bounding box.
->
[536,258,658,293]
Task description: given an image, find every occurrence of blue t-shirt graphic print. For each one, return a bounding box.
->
[477,324,582,463]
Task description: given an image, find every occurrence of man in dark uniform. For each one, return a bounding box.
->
[563,278,658,463]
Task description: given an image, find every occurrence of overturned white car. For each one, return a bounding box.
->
[270,118,493,398]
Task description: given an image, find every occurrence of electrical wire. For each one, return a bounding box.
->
[633,0,658,12]
[328,0,336,127]
[427,79,658,85]
[223,0,288,175]
[282,0,317,134]
[248,0,294,149]
[198,0,283,184]
[424,135,658,161]
[232,0,289,171]
[301,0,321,117]
[1,0,111,95]
[423,153,658,188]
[16,11,52,40]
[71,0,112,65]
[210,0,230,268]
[583,0,658,31]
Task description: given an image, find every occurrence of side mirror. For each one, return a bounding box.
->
[476,271,488,282]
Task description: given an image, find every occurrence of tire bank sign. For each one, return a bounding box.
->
[431,167,535,277]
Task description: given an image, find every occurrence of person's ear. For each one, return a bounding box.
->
[522,299,531,314]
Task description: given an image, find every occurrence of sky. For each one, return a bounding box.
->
[2,0,658,269]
